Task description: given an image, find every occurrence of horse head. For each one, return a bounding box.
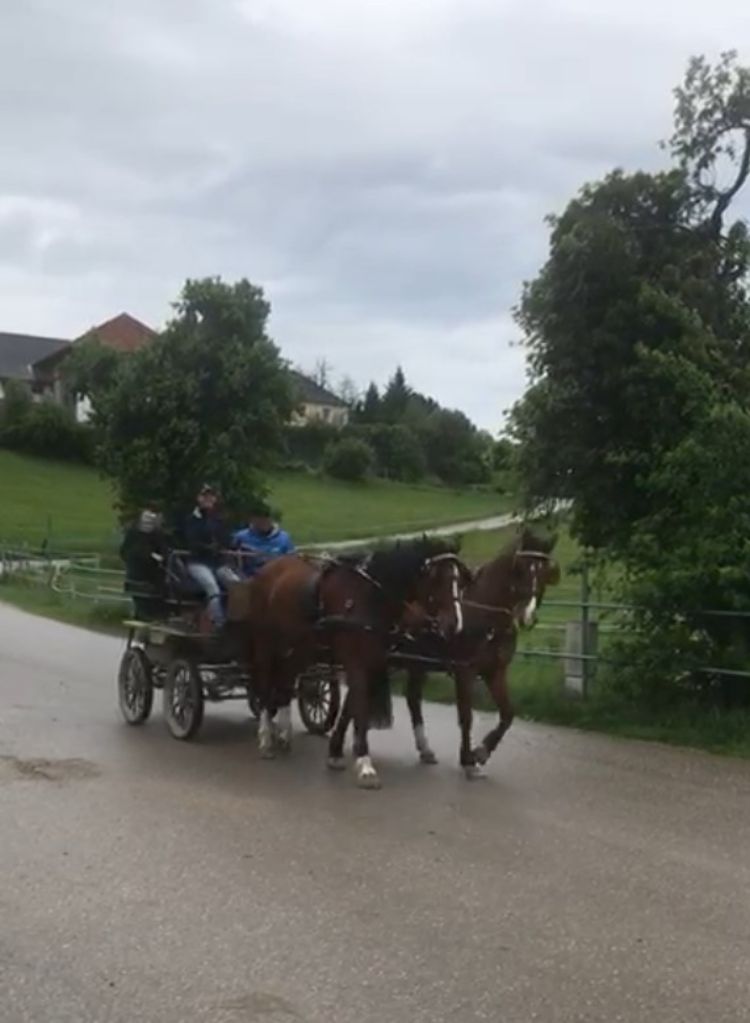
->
[510,527,561,629]
[369,536,470,639]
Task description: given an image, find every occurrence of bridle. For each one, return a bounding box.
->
[460,548,554,628]
[419,552,471,635]
[324,551,470,636]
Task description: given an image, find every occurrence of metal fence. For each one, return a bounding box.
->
[4,545,750,695]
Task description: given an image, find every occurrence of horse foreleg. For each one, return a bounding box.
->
[252,640,277,759]
[272,656,298,754]
[474,661,514,766]
[350,667,380,790]
[455,667,484,779]
[327,688,352,770]
[406,667,437,764]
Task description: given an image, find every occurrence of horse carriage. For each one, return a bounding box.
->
[116,552,342,741]
[116,529,561,788]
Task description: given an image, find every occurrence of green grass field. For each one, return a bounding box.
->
[0,449,509,550]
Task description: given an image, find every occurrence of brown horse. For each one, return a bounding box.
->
[392,527,560,776]
[244,537,468,789]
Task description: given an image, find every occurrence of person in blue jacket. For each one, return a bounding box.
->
[233,499,295,578]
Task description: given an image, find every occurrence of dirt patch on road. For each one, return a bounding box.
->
[0,755,100,783]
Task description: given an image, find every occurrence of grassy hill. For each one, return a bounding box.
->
[0,450,511,550]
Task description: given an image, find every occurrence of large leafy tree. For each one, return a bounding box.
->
[88,277,294,524]
[511,52,750,554]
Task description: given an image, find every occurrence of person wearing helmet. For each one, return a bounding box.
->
[232,497,295,579]
[183,484,239,628]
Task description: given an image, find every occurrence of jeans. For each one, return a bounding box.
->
[186,563,240,627]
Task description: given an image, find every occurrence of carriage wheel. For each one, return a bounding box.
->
[163,659,204,740]
[118,648,154,725]
[297,665,341,736]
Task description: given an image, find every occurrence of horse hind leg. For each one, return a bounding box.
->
[327,690,351,771]
[273,704,293,754]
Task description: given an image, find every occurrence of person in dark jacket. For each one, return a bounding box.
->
[120,508,169,619]
[183,484,239,628]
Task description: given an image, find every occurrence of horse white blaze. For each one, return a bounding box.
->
[521,564,539,627]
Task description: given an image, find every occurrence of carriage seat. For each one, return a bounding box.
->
[166,553,205,601]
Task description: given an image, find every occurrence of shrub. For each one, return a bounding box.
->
[322,437,375,482]
[0,384,93,463]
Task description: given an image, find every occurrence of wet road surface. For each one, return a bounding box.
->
[2,602,750,1022]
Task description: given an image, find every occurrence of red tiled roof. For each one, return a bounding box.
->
[79,312,156,353]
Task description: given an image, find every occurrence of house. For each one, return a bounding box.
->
[288,370,349,427]
[1,312,349,428]
[0,313,156,419]
[0,330,69,401]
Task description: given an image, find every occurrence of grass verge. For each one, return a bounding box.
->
[0,449,510,550]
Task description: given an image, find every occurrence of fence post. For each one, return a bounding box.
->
[580,558,591,699]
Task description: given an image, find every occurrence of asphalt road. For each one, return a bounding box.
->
[2,603,750,1023]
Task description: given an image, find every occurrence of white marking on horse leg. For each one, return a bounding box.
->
[274,705,293,752]
[355,755,381,789]
[258,709,275,759]
[414,724,438,764]
[464,762,487,780]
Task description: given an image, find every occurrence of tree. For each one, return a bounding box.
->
[510,53,750,707]
[358,423,427,482]
[510,52,750,554]
[418,408,490,486]
[322,436,375,482]
[311,357,332,390]
[336,375,360,407]
[356,382,382,424]
[88,277,294,523]
[63,334,125,402]
[379,366,411,423]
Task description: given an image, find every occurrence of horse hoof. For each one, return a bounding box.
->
[419,749,439,765]
[275,734,292,755]
[327,756,346,771]
[355,756,381,790]
[259,736,276,759]
[357,770,382,790]
[463,763,487,780]
[472,745,489,766]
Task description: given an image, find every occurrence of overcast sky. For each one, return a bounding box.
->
[2,1,749,431]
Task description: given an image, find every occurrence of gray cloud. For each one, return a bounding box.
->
[2,0,750,429]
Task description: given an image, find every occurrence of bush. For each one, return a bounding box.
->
[353,423,427,482]
[283,421,340,468]
[322,437,375,482]
[0,386,93,463]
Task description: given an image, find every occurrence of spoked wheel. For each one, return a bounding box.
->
[297,664,342,736]
[163,658,204,740]
[118,648,154,725]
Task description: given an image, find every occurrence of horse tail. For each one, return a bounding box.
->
[367,665,393,729]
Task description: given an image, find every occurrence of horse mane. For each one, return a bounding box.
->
[366,535,460,600]
[502,525,556,557]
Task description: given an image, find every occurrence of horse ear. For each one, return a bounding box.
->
[545,559,561,586]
